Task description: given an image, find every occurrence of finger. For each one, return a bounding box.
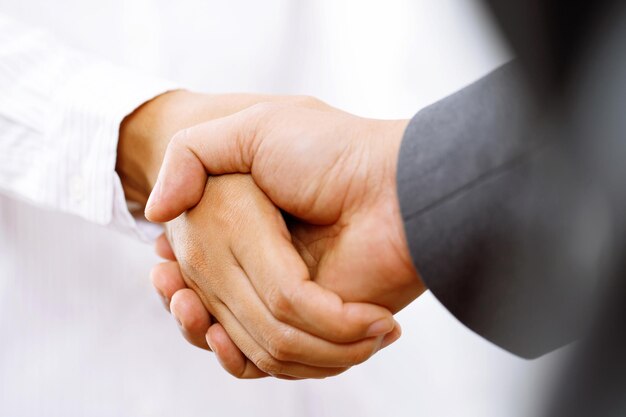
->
[379,320,402,351]
[155,233,176,260]
[218,264,385,368]
[209,298,349,379]
[170,289,212,350]
[150,261,188,311]
[143,94,336,223]
[234,219,395,343]
[153,264,256,367]
[145,105,270,223]
[206,323,269,379]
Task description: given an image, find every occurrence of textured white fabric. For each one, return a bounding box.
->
[0,1,560,417]
[0,14,173,240]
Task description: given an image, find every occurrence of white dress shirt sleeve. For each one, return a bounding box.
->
[0,14,176,241]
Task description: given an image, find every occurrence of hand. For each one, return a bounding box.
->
[118,92,397,379]
[118,91,325,204]
[152,235,402,380]
[119,90,286,362]
[146,98,426,315]
[158,174,399,379]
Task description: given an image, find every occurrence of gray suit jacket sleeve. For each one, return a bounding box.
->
[397,62,593,358]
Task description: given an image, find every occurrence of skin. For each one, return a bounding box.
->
[166,174,403,378]
[118,91,401,379]
[152,237,402,379]
[144,99,427,378]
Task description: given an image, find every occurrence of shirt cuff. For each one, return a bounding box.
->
[49,60,176,241]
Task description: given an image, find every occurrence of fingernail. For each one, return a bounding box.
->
[160,294,171,312]
[380,329,401,350]
[145,179,162,214]
[366,318,394,337]
[206,332,216,353]
[173,313,182,327]
[380,320,402,350]
[154,288,171,312]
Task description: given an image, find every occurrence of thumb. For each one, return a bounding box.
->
[144,106,265,223]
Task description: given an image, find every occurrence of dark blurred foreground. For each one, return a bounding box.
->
[484,1,626,415]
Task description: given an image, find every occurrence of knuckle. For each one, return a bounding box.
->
[348,343,377,365]
[291,95,322,107]
[266,286,296,323]
[182,308,208,332]
[265,327,299,362]
[248,101,281,117]
[169,127,189,148]
[254,354,283,376]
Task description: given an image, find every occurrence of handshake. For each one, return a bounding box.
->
[117,91,426,379]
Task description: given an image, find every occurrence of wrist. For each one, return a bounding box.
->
[377,118,419,281]
[371,118,409,201]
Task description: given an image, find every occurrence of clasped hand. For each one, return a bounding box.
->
[141,94,425,379]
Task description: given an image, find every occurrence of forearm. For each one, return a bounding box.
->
[398,62,590,357]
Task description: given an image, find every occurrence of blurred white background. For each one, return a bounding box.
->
[0,1,564,416]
